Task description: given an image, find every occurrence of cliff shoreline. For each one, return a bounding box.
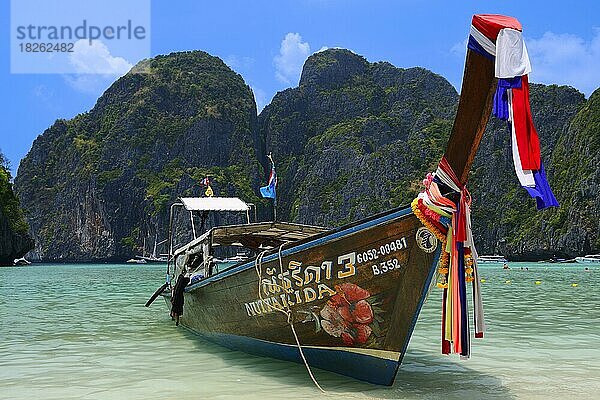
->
[0,152,34,265]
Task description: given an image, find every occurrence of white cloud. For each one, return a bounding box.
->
[69,40,133,75]
[274,33,311,85]
[223,55,255,72]
[64,40,133,94]
[527,30,600,96]
[251,85,269,113]
[450,37,468,57]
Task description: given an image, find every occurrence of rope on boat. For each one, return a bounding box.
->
[254,245,326,394]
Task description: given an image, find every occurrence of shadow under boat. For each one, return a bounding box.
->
[178,327,515,399]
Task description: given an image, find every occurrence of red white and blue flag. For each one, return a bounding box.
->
[260,160,277,199]
[468,14,558,209]
[200,176,214,196]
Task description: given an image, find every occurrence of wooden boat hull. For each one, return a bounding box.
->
[166,206,440,385]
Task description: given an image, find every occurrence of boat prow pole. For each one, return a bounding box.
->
[443,33,497,185]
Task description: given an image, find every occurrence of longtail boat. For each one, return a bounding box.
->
[146,14,557,386]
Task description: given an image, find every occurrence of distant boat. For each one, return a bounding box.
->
[547,257,576,264]
[477,255,508,264]
[575,255,600,264]
[135,255,168,264]
[126,258,147,264]
[133,236,168,264]
[13,257,31,266]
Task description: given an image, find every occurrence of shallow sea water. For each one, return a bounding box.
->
[1,262,599,399]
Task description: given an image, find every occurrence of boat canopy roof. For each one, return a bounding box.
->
[180,197,249,212]
[174,222,327,256]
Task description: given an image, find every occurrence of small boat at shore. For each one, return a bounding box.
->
[575,255,600,264]
[477,255,508,264]
[547,257,576,264]
[131,236,168,264]
[132,255,168,264]
[126,258,147,264]
[147,14,559,385]
[13,257,31,266]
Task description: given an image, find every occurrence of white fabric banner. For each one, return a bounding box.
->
[496,28,532,78]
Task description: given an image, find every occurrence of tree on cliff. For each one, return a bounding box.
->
[0,149,34,264]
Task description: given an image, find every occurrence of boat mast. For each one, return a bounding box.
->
[443,43,496,185]
[152,233,158,258]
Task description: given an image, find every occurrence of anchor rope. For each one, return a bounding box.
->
[254,244,326,393]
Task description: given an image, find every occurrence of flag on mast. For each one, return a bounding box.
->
[200,176,214,197]
[260,155,277,199]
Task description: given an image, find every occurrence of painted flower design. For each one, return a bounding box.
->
[319,283,377,346]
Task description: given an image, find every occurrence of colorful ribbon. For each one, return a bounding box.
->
[412,156,484,359]
[413,14,560,359]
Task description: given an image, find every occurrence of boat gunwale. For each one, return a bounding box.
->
[185,204,414,292]
[173,221,329,257]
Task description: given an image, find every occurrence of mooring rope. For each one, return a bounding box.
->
[254,244,326,393]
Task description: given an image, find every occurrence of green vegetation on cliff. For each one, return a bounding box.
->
[469,84,597,259]
[0,152,28,235]
[261,50,598,258]
[0,151,33,264]
[260,49,458,227]
[548,89,600,250]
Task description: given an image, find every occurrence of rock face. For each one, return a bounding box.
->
[470,85,593,259]
[546,89,600,257]
[0,153,34,265]
[259,49,458,226]
[14,48,600,261]
[15,51,263,262]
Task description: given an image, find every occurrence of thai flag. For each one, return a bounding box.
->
[260,162,277,199]
[200,177,210,187]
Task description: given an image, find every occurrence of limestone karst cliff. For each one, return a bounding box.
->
[0,151,33,265]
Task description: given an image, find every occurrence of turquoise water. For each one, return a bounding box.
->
[1,262,599,399]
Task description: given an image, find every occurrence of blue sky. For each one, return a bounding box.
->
[1,0,599,177]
